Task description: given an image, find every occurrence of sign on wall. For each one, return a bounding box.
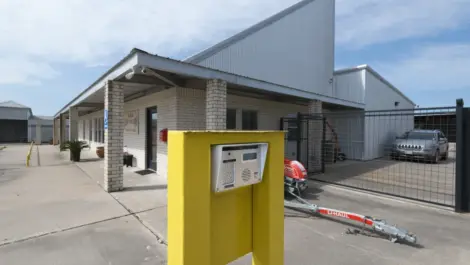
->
[124,109,139,133]
[104,109,108,129]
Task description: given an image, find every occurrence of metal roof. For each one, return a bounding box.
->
[55,48,366,117]
[33,115,54,120]
[334,65,416,106]
[0,100,30,109]
[184,0,316,64]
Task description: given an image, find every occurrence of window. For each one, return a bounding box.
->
[88,120,92,141]
[94,118,99,142]
[82,120,86,140]
[226,109,237,129]
[439,131,446,140]
[405,131,435,140]
[242,110,258,130]
[286,120,299,141]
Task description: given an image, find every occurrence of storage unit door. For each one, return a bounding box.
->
[0,119,28,143]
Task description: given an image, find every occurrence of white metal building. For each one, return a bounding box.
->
[28,116,55,144]
[327,65,416,161]
[52,0,414,190]
[0,101,31,143]
[0,100,55,143]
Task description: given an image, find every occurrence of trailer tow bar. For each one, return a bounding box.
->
[284,188,418,245]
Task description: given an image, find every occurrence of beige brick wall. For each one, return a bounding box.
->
[79,85,309,180]
[175,87,205,130]
[206,79,227,130]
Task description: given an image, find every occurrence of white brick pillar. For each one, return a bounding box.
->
[53,118,58,144]
[60,113,66,144]
[68,107,79,141]
[206,79,227,130]
[104,80,124,192]
[308,100,323,172]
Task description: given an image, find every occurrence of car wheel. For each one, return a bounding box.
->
[432,150,439,164]
[442,149,448,160]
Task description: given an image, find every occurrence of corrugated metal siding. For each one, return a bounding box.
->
[0,107,30,120]
[333,70,366,104]
[196,0,334,97]
[363,71,415,160]
[324,109,365,160]
[41,126,53,143]
[364,71,415,111]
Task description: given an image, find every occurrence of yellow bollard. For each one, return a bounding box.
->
[168,131,284,265]
[26,141,34,167]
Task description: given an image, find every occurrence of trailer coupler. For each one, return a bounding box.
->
[284,189,418,245]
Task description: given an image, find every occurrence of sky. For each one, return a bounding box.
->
[1,0,469,116]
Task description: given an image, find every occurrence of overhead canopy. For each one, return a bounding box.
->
[55,48,365,118]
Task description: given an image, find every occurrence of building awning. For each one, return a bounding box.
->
[55,48,365,117]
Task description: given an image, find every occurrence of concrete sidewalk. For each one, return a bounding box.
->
[2,145,470,264]
[0,145,168,264]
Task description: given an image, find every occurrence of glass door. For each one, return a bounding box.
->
[146,106,158,171]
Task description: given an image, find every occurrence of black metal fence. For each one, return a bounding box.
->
[280,113,325,175]
[282,104,465,208]
[455,99,470,212]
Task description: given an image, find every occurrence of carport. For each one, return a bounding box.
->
[54,48,327,192]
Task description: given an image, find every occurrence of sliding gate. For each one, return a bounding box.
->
[280,113,326,174]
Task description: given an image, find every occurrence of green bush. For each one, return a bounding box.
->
[60,140,89,162]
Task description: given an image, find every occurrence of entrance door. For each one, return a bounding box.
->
[146,106,158,171]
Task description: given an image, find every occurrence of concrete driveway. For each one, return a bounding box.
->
[0,144,167,264]
[318,144,457,206]
[1,144,470,265]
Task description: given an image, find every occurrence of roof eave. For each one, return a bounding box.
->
[54,49,140,117]
[334,65,416,106]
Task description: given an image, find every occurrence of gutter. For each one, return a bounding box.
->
[54,49,141,118]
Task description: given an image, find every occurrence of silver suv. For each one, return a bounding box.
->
[391,129,449,163]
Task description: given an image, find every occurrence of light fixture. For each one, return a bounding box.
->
[125,66,141,80]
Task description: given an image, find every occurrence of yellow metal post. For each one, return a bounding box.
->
[168,131,284,265]
[26,141,34,167]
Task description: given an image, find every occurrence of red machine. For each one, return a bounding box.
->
[284,158,308,195]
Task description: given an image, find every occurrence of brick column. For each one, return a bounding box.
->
[104,80,124,192]
[206,79,227,130]
[60,113,66,144]
[68,107,79,141]
[308,100,323,172]
[53,118,58,144]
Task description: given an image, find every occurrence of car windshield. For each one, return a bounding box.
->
[404,132,435,140]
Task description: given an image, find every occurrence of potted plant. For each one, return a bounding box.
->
[60,140,89,162]
[96,146,104,158]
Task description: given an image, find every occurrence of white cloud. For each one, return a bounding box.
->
[373,43,470,91]
[0,0,299,85]
[336,0,470,48]
[1,0,469,86]
[0,57,59,85]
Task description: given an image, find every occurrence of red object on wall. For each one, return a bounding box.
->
[159,128,168,142]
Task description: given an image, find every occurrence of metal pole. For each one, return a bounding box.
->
[464,107,470,212]
[455,98,467,212]
[321,117,326,173]
[296,112,302,163]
